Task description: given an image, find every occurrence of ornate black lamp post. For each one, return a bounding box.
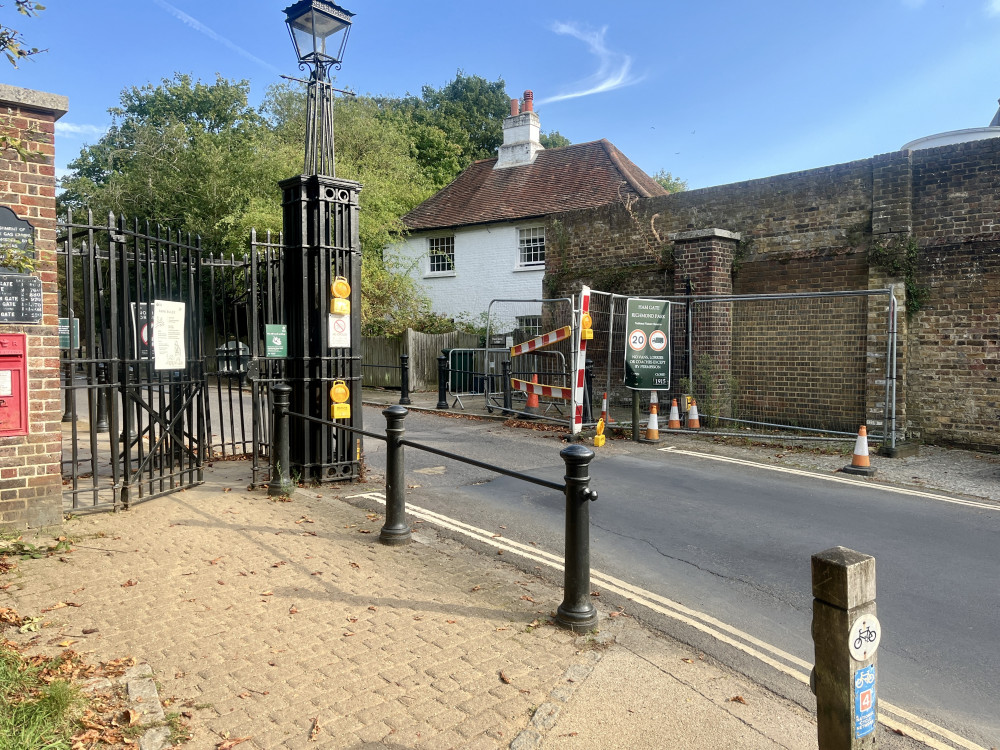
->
[280,0,363,482]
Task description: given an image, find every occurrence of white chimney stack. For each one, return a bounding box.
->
[495,89,543,169]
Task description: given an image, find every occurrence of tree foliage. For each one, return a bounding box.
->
[59,72,515,335]
[1,0,44,68]
[540,130,571,149]
[653,169,687,194]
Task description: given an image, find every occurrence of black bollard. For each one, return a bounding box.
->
[555,443,599,632]
[380,405,412,545]
[583,358,594,424]
[94,362,109,433]
[436,354,449,410]
[268,382,294,497]
[61,362,75,422]
[399,354,412,405]
[501,359,513,416]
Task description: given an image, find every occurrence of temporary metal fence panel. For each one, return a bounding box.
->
[483,297,576,422]
[587,289,898,440]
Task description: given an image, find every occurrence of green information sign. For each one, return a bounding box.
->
[265,324,287,358]
[624,298,671,390]
[58,317,79,349]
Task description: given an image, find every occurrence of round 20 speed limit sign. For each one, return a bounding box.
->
[624,298,671,390]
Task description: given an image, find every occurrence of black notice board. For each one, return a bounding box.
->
[0,206,35,273]
[0,274,43,323]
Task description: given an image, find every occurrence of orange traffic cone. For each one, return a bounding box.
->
[842,426,876,476]
[667,398,681,429]
[644,391,661,442]
[524,374,539,419]
[686,398,701,430]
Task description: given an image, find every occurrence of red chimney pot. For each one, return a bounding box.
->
[510,98,520,117]
[523,90,534,112]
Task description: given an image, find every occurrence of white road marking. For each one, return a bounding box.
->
[347,489,988,750]
[659,447,998,511]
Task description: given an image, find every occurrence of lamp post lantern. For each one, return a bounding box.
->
[280,0,363,483]
[283,0,354,176]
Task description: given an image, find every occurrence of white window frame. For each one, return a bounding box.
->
[426,235,455,276]
[516,315,543,337]
[517,226,545,269]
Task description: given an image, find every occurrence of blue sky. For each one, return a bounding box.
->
[6,0,1000,189]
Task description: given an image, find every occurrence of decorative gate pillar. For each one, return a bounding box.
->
[671,229,740,421]
[280,174,362,482]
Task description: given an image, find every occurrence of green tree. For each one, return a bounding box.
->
[653,169,687,194]
[379,71,509,187]
[540,130,571,149]
[1,0,44,67]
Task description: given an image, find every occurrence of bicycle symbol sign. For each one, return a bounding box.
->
[848,614,881,661]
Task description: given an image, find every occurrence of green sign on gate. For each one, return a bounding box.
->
[265,324,287,358]
[58,317,79,349]
[624,298,670,390]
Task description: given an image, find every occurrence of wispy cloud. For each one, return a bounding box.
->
[535,23,638,105]
[55,122,107,138]
[987,0,1000,16]
[151,0,281,74]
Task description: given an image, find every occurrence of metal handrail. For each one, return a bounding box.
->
[272,385,597,632]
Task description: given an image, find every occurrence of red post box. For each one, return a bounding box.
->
[0,333,28,437]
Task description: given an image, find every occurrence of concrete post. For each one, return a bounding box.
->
[812,547,880,749]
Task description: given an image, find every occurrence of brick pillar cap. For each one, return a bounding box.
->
[0,83,68,120]
[669,228,741,242]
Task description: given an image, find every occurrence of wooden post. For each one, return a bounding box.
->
[812,546,880,749]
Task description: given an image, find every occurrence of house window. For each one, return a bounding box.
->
[518,226,545,267]
[516,315,542,337]
[428,236,454,274]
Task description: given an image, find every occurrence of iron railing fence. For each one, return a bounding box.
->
[587,289,899,442]
[57,216,290,513]
[57,210,207,513]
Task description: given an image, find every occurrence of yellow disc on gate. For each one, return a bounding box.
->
[331,276,351,299]
[581,312,593,330]
[330,380,350,403]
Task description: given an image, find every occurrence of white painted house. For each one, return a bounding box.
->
[390,90,665,328]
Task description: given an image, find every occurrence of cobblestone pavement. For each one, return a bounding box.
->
[3,462,591,749]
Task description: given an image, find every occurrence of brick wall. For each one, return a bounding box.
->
[545,136,1000,450]
[0,84,68,529]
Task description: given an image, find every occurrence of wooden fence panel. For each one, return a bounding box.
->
[362,330,480,391]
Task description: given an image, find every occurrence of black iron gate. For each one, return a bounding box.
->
[58,212,285,513]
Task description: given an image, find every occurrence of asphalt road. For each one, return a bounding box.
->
[360,405,1000,748]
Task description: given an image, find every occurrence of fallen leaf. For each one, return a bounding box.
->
[349,562,360,569]
[121,580,137,588]
[309,717,321,740]
[347,617,358,623]
[58,639,76,647]
[520,595,535,603]
[224,488,232,492]
[359,529,372,534]
[216,739,251,749]
[288,607,298,615]
[497,549,504,556]
[271,561,286,568]
[367,606,377,611]
[591,590,601,597]
[729,695,747,705]
[446,619,456,624]
[471,585,481,592]
[496,626,510,631]
[208,557,223,565]
[82,628,98,635]
[681,658,694,664]
[499,671,512,684]
[260,591,273,597]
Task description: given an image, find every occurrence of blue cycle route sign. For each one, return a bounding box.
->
[854,664,877,739]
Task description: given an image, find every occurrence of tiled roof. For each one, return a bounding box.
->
[403,139,667,231]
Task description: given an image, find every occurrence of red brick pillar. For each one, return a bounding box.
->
[671,229,740,422]
[0,84,68,529]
